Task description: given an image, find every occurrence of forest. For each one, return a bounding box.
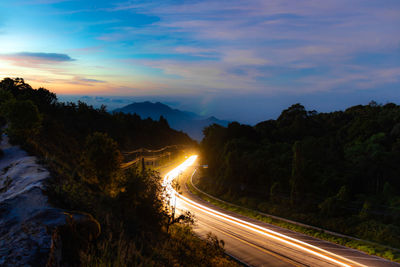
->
[0,78,236,266]
[200,102,400,249]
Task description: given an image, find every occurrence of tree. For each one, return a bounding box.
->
[159,115,169,128]
[318,185,349,217]
[277,103,307,126]
[0,77,32,95]
[1,99,42,142]
[0,90,14,126]
[0,89,14,106]
[290,141,305,205]
[26,87,57,110]
[82,132,122,191]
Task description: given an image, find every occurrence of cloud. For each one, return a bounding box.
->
[15,52,74,62]
[0,52,75,67]
[78,78,106,84]
[40,76,107,86]
[17,0,75,5]
[174,46,218,58]
[130,58,266,94]
[98,0,400,96]
[2,0,399,114]
[69,46,104,53]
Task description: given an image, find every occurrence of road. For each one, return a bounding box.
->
[163,156,399,267]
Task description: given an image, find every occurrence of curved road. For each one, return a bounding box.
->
[164,156,399,267]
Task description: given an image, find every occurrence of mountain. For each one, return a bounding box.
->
[114,101,229,140]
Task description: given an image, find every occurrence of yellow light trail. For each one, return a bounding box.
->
[163,155,366,267]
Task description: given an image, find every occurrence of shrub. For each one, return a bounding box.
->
[257,202,270,213]
[81,132,122,192]
[1,99,42,143]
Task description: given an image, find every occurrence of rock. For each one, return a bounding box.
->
[0,134,100,266]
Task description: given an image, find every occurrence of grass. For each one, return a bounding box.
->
[186,173,400,263]
[80,224,238,267]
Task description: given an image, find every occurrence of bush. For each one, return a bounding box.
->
[81,132,122,192]
[0,89,14,106]
[1,99,42,143]
[257,202,270,213]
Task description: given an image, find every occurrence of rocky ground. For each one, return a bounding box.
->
[0,134,100,266]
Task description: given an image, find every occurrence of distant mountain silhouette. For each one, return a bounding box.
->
[114,101,229,140]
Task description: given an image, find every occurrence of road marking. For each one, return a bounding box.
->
[179,189,366,267]
[164,156,368,267]
[202,221,306,267]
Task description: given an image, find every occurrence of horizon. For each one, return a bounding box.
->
[58,93,397,125]
[1,0,400,123]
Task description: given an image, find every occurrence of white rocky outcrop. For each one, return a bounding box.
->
[0,134,100,266]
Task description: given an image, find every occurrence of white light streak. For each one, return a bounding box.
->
[163,155,366,267]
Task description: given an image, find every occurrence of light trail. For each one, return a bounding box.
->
[163,155,366,267]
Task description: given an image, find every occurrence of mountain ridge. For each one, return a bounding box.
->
[114,101,229,140]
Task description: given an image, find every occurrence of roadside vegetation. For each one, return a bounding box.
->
[200,102,400,262]
[188,172,400,262]
[0,77,237,266]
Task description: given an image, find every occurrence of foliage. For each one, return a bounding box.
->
[81,132,122,191]
[0,89,14,105]
[81,224,237,267]
[0,78,234,266]
[201,102,400,249]
[1,99,42,143]
[188,172,400,262]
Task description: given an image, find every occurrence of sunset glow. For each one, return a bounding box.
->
[0,0,399,122]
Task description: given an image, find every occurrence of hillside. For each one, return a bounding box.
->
[200,102,400,251]
[114,101,229,141]
[0,78,236,266]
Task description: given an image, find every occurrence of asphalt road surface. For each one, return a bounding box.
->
[164,156,399,267]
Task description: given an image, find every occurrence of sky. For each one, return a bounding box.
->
[0,0,399,124]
